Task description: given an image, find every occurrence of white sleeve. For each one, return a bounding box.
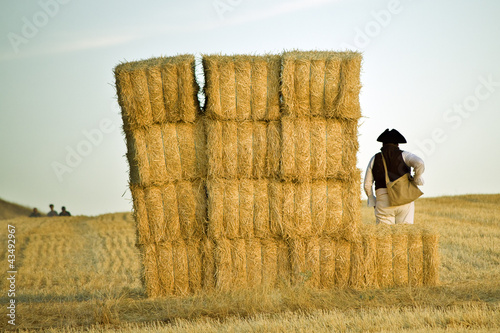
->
[363,155,376,207]
[402,151,425,186]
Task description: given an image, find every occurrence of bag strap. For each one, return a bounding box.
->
[380,152,391,185]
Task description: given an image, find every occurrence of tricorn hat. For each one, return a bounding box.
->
[377,129,407,144]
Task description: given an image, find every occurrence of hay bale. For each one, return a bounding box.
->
[173,239,189,295]
[223,180,240,239]
[206,119,223,178]
[160,123,182,181]
[202,56,222,119]
[234,57,252,120]
[269,180,284,237]
[145,186,165,243]
[324,56,342,118]
[376,226,393,288]
[252,122,268,179]
[222,121,238,179]
[156,241,174,296]
[215,237,232,291]
[408,230,423,287]
[218,59,237,120]
[310,59,326,117]
[115,68,137,129]
[161,183,181,241]
[277,239,291,286]
[239,179,255,238]
[349,240,365,289]
[423,232,440,286]
[161,62,179,122]
[201,238,216,291]
[324,180,342,237]
[305,237,320,287]
[245,238,262,287]
[251,58,268,120]
[129,68,154,128]
[266,55,281,120]
[128,129,151,186]
[253,180,270,238]
[145,65,166,124]
[361,225,378,288]
[237,122,253,178]
[319,237,336,288]
[295,181,312,237]
[335,53,362,120]
[340,119,359,178]
[280,117,296,180]
[261,239,278,288]
[282,182,295,238]
[142,243,161,298]
[145,125,168,184]
[310,118,327,179]
[194,119,208,178]
[311,180,327,235]
[231,238,247,289]
[131,185,150,245]
[280,55,295,117]
[341,170,361,241]
[294,58,311,117]
[280,116,311,181]
[177,180,206,240]
[334,239,351,288]
[289,238,307,285]
[392,228,409,287]
[326,119,343,179]
[177,122,198,180]
[186,239,202,293]
[207,179,224,239]
[267,121,281,178]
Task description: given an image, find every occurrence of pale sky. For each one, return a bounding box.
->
[1,0,499,216]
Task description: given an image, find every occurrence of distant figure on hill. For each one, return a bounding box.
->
[29,208,42,217]
[59,206,71,216]
[47,204,58,217]
[364,129,425,225]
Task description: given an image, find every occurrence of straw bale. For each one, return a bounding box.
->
[281,182,295,238]
[194,119,208,178]
[177,180,205,240]
[124,131,140,185]
[145,186,165,243]
[280,117,295,180]
[251,58,268,120]
[281,56,295,117]
[277,239,291,286]
[266,55,281,120]
[129,129,151,186]
[335,53,362,120]
[252,122,268,179]
[223,180,240,239]
[156,241,174,296]
[324,180,342,237]
[319,237,336,288]
[310,118,327,179]
[268,180,283,237]
[253,180,270,238]
[349,240,365,289]
[305,237,320,287]
[392,230,409,287]
[325,119,342,179]
[201,238,216,291]
[237,122,253,178]
[324,56,341,118]
[178,58,200,122]
[161,62,180,122]
[239,179,254,238]
[231,238,247,289]
[295,117,311,179]
[218,59,237,120]
[145,66,166,124]
[310,59,326,117]
[234,58,251,120]
[172,239,189,295]
[142,243,161,298]
[423,232,440,286]
[186,239,202,293]
[295,181,312,237]
[267,121,281,178]
[176,122,198,180]
[361,225,378,288]
[408,231,423,287]
[376,227,393,288]
[131,185,150,245]
[294,59,311,117]
[115,69,136,128]
[145,125,168,184]
[311,180,327,235]
[202,56,222,119]
[340,119,359,176]
[215,237,232,291]
[161,183,181,241]
[290,238,306,285]
[207,179,224,239]
[245,238,262,287]
[341,170,361,241]
[222,121,238,178]
[129,68,154,128]
[261,239,278,288]
[334,239,351,288]
[160,123,182,181]
[206,119,223,178]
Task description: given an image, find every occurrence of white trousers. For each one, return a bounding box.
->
[374,188,415,225]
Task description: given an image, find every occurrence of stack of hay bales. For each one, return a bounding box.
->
[114,55,209,297]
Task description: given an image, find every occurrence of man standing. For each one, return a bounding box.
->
[364,129,425,225]
[59,206,71,216]
[47,204,58,217]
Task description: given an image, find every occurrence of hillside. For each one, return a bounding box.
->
[0,197,34,220]
[0,194,499,331]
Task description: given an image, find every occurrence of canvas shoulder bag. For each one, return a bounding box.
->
[381,153,423,206]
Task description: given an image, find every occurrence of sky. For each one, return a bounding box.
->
[0,0,499,216]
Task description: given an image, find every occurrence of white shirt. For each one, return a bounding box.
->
[363,151,425,207]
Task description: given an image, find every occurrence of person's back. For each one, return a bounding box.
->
[59,206,71,216]
[29,208,42,217]
[47,204,58,217]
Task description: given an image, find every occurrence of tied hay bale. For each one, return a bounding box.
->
[218,58,237,120]
[145,65,166,124]
[376,226,394,288]
[237,122,253,179]
[408,229,423,287]
[223,180,240,239]
[349,240,365,289]
[130,185,150,245]
[201,238,216,291]
[266,55,281,120]
[202,56,222,119]
[161,62,179,122]
[423,231,440,286]
[310,59,326,117]
[156,241,174,296]
[207,179,224,239]
[145,125,168,184]
[142,243,161,298]
[177,180,206,240]
[282,182,295,238]
[129,129,151,186]
[161,183,181,241]
[245,238,262,287]
[160,123,182,181]
[280,117,295,179]
[289,238,307,285]
[253,122,268,179]
[310,118,327,179]
[231,239,247,289]
[326,119,342,179]
[267,121,281,178]
[261,239,278,288]
[319,237,336,288]
[324,180,342,237]
[194,119,208,178]
[239,179,255,238]
[253,179,270,238]
[340,119,359,177]
[392,227,409,287]
[177,57,200,122]
[294,58,311,117]
[269,180,284,237]
[341,170,362,241]
[124,130,140,185]
[172,239,189,295]
[334,239,351,288]
[177,122,198,180]
[295,181,313,237]
[234,57,252,120]
[115,67,137,128]
[251,58,268,120]
[186,240,202,293]
[280,117,311,181]
[222,121,238,178]
[335,52,362,120]
[280,55,295,116]
[277,239,291,286]
[311,180,327,236]
[305,237,321,288]
[145,186,166,243]
[128,67,154,128]
[206,119,223,178]
[324,55,342,118]
[361,224,378,288]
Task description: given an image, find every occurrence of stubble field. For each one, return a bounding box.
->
[1,194,499,332]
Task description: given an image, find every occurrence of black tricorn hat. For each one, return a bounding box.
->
[377,129,407,144]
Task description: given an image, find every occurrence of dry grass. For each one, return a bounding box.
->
[1,194,499,331]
